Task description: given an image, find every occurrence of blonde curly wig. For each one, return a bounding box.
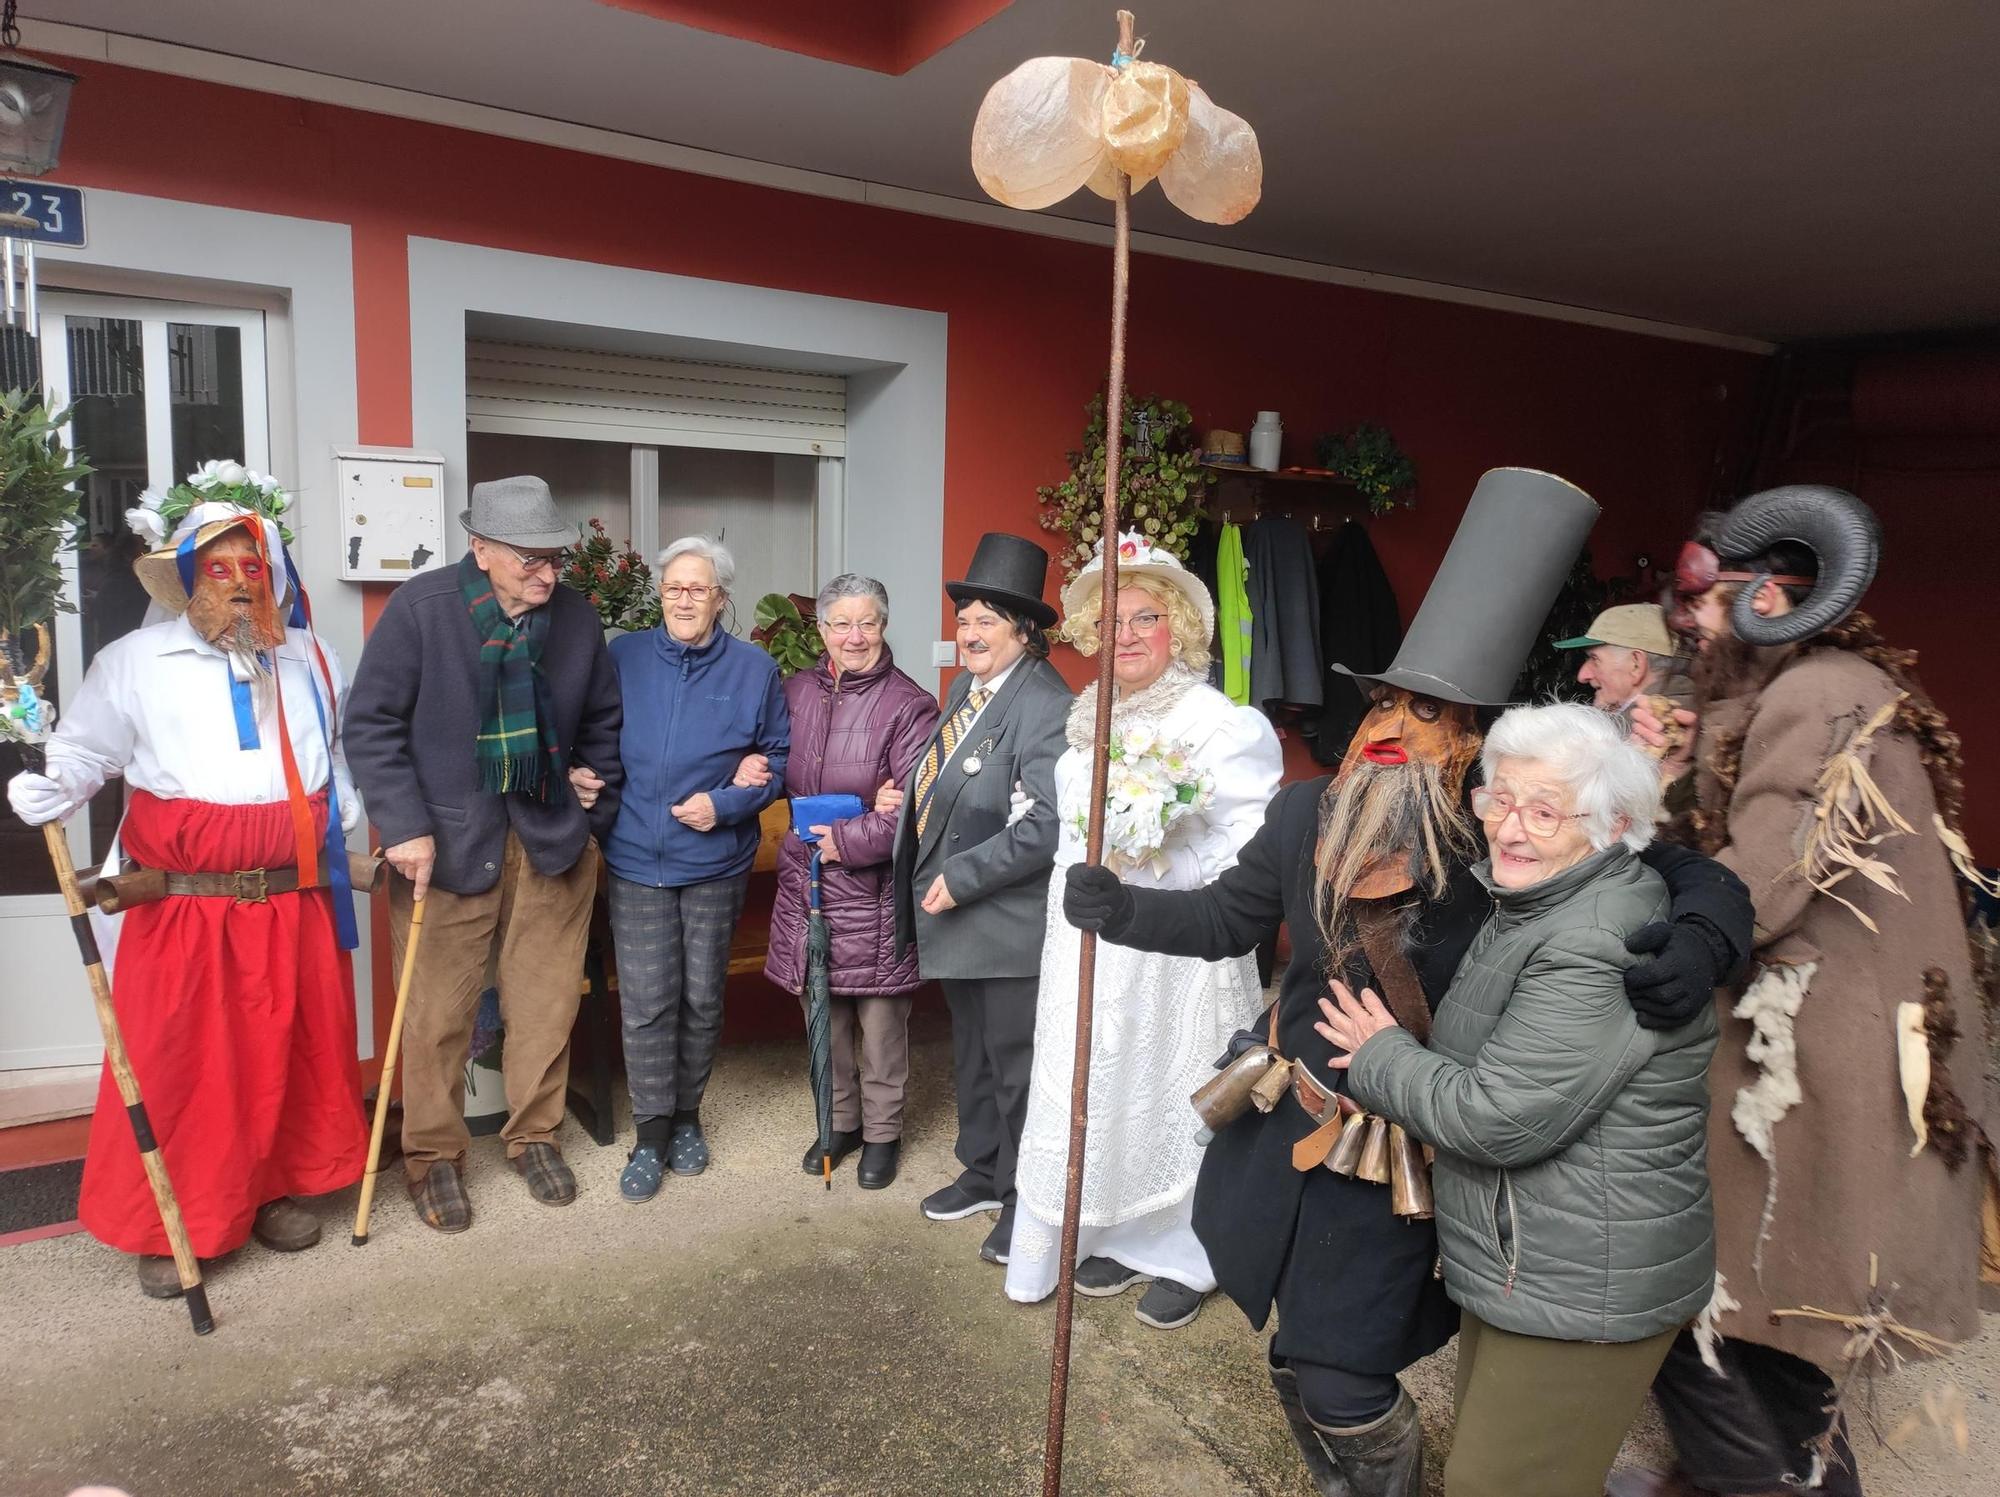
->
[1062,574,1211,674]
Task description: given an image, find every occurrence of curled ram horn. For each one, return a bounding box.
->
[1716,485,1881,647]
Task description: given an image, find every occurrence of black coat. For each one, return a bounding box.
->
[1103,776,1753,1374]
[1309,523,1402,766]
[343,570,624,897]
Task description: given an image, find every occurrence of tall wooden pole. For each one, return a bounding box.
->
[43,822,214,1334]
[1041,13,1134,1492]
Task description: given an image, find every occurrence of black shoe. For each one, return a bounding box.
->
[1073,1255,1151,1298]
[802,1129,863,1175]
[1134,1278,1205,1329]
[979,1204,1015,1266]
[856,1139,901,1190]
[921,1177,1001,1221]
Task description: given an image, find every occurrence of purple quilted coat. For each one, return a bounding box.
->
[764,648,941,996]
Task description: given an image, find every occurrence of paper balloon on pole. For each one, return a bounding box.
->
[971,13,1261,1496]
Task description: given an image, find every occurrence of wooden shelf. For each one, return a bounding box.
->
[1201,461,1363,491]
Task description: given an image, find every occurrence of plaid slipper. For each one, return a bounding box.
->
[408,1161,472,1233]
[513,1141,577,1206]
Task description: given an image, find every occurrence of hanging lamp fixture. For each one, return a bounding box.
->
[0,0,75,334]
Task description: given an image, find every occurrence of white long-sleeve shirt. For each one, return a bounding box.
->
[45,615,356,820]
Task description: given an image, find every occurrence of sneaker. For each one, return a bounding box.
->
[1073,1255,1151,1298]
[512,1141,577,1206]
[408,1161,472,1233]
[668,1120,709,1177]
[619,1144,667,1203]
[920,1177,1002,1221]
[802,1129,863,1175]
[856,1139,901,1190]
[251,1197,322,1252]
[979,1204,1016,1266]
[1134,1278,1205,1329]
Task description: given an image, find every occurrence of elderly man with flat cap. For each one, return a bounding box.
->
[892,532,1072,1268]
[345,476,623,1232]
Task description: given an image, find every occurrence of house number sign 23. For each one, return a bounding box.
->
[0,180,84,247]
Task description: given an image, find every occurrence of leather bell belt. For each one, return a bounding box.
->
[1289,1072,1434,1221]
[80,851,387,914]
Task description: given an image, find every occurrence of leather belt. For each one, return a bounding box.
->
[161,866,307,903]
[1292,1067,1357,1122]
[81,851,388,913]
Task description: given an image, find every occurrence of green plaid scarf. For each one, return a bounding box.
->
[460,552,562,799]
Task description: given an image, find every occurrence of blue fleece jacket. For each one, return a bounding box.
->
[603,627,790,888]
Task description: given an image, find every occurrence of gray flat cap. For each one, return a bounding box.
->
[460,475,575,549]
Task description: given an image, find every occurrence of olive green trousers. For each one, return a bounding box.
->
[1444,1310,1678,1497]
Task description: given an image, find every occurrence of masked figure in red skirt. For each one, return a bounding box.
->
[8,498,366,1301]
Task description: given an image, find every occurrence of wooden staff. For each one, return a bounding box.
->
[42,822,213,1335]
[1042,14,1134,1492]
[351,891,425,1245]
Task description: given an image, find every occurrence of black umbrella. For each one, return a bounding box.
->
[804,844,835,1189]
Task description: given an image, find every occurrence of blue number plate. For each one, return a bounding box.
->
[0,181,84,247]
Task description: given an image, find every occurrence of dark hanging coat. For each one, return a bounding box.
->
[764,649,940,997]
[1099,776,1756,1374]
[1245,515,1324,714]
[1309,522,1402,765]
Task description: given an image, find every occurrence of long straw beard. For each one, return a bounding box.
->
[223,616,277,718]
[1312,754,1477,963]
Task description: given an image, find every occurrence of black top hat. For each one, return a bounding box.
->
[947,532,1057,629]
[1334,467,1599,707]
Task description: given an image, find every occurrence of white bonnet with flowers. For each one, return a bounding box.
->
[125,462,296,615]
[1061,530,1215,643]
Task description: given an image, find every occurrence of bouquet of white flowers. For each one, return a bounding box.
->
[1069,723,1214,876]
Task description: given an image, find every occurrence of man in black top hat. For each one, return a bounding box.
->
[1065,470,1754,1497]
[892,532,1073,1267]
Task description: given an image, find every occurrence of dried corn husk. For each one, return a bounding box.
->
[1796,695,1915,932]
[1159,84,1262,224]
[971,56,1109,211]
[1100,59,1188,181]
[1894,1000,1929,1156]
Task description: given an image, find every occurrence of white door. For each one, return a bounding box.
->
[0,295,269,1072]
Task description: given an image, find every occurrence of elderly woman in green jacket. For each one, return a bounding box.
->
[1319,702,1718,1497]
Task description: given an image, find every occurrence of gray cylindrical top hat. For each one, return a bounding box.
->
[459,475,576,550]
[1334,467,1599,706]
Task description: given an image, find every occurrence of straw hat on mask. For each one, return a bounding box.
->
[132,501,294,616]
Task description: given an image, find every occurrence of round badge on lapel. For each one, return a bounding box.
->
[962,756,983,776]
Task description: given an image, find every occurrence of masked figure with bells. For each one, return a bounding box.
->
[6,500,367,1300]
[1065,470,1755,1497]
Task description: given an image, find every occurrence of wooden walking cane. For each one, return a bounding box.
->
[42,822,214,1335]
[351,888,425,1245]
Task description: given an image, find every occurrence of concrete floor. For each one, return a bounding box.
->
[2,1037,1994,1497]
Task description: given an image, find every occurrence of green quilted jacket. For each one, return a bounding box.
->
[1348,845,1718,1343]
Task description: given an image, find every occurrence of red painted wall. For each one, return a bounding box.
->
[51,61,1777,1051]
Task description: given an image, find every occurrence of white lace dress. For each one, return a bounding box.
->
[1005,668,1282,1302]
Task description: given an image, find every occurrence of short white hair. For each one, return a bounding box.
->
[1480,701,1660,853]
[657,535,735,592]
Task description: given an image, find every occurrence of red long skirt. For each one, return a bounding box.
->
[78,789,366,1256]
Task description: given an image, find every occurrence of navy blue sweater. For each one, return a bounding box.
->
[603,627,790,887]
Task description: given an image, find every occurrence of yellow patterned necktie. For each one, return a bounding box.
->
[913,687,989,838]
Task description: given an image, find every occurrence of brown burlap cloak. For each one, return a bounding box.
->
[1689,643,1991,1373]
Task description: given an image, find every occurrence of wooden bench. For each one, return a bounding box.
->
[566,800,791,1144]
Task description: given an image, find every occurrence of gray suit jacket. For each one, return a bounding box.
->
[892,655,1071,980]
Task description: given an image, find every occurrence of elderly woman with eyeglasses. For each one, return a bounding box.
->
[1316,702,1719,1497]
[601,536,790,1200]
[746,574,941,1190]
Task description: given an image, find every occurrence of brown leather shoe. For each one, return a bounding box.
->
[136,1253,188,1299]
[251,1196,323,1252]
[408,1160,472,1233]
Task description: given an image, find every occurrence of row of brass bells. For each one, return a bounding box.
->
[1324,1110,1434,1220]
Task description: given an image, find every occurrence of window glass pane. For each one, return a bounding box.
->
[168,322,245,479]
[0,326,52,893]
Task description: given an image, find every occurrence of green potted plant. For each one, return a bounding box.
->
[751,592,823,677]
[1036,390,1213,582]
[559,518,660,635]
[1316,422,1417,514]
[0,388,90,745]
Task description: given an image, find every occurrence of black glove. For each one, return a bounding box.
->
[1211,1025,1269,1071]
[1063,862,1134,936]
[1623,917,1734,1031]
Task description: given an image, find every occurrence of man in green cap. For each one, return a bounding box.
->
[1555,603,1686,715]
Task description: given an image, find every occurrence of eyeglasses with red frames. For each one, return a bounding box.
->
[1470,787,1587,839]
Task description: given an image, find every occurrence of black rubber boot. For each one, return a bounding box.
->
[1267,1349,1347,1493]
[1305,1386,1425,1497]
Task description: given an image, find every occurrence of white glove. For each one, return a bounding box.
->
[7,769,82,826]
[339,790,362,835]
[1007,780,1033,828]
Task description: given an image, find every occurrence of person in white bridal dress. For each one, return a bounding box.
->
[1005,534,1281,1329]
